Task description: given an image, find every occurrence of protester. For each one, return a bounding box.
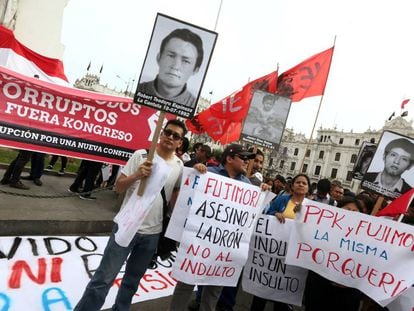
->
[176,136,191,163]
[74,119,189,311]
[185,143,211,167]
[68,160,103,200]
[330,182,344,202]
[309,178,335,205]
[45,155,68,175]
[169,143,256,311]
[1,149,32,189]
[21,152,45,186]
[364,138,414,196]
[272,174,286,197]
[304,196,364,311]
[247,147,264,186]
[137,28,204,108]
[250,173,310,310]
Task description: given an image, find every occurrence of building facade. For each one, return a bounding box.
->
[264,116,414,192]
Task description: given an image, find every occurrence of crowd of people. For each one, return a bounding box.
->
[1,121,412,311]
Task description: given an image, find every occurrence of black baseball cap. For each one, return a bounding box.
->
[221,144,255,163]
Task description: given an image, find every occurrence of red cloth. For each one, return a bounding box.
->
[277,47,334,102]
[376,188,414,217]
[401,99,410,109]
[186,70,278,143]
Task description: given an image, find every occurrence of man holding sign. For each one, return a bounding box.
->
[75,120,187,311]
[169,144,256,311]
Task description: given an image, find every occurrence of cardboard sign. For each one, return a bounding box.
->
[285,199,414,306]
[172,171,264,286]
[0,236,177,310]
[242,216,308,306]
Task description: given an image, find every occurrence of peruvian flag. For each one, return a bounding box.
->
[376,188,414,217]
[0,25,68,85]
[277,47,334,102]
[186,70,278,143]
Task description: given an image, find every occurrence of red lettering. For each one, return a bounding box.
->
[296,242,312,259]
[326,252,340,271]
[50,257,63,283]
[8,258,47,288]
[303,205,321,223]
[311,248,324,264]
[378,272,394,293]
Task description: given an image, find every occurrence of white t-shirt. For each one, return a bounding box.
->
[118,149,183,234]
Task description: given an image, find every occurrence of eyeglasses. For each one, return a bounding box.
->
[235,154,250,162]
[162,128,182,141]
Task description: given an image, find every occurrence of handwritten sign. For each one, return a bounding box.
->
[387,287,414,311]
[0,236,177,311]
[242,216,308,306]
[285,199,414,306]
[172,172,264,286]
[114,153,171,247]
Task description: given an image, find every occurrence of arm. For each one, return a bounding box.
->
[114,160,152,193]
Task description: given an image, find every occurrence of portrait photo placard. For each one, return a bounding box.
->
[240,90,291,149]
[352,141,377,180]
[134,13,218,119]
[361,130,414,198]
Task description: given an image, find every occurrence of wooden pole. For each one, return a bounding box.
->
[137,111,166,196]
[370,196,384,216]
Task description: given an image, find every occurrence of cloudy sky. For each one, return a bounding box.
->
[62,0,414,137]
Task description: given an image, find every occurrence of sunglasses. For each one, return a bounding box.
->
[235,154,251,161]
[162,128,182,141]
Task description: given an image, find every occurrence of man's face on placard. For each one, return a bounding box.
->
[383,147,412,177]
[157,38,199,90]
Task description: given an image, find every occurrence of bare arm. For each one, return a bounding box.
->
[114,160,152,193]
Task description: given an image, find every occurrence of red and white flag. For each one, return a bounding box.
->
[0,25,68,85]
[277,47,334,102]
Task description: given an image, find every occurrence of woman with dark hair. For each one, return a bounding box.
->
[304,196,364,311]
[250,174,310,311]
[267,173,311,223]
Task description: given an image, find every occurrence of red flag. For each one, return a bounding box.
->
[376,188,414,217]
[186,70,278,142]
[401,99,410,109]
[277,47,334,102]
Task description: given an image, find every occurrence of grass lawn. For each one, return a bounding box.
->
[0,147,81,173]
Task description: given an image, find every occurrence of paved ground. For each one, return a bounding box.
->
[0,166,295,311]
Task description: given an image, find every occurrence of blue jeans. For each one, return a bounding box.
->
[74,224,159,311]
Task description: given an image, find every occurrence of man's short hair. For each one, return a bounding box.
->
[384,138,414,164]
[317,178,331,195]
[164,119,187,137]
[247,147,264,157]
[274,174,286,185]
[160,28,204,69]
[200,144,212,158]
[262,94,274,103]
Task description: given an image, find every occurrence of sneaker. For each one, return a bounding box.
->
[0,178,10,185]
[58,169,65,176]
[21,175,34,180]
[33,178,43,186]
[9,181,30,190]
[44,165,53,172]
[67,188,79,193]
[79,194,97,201]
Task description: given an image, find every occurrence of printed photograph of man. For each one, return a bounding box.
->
[137,28,203,108]
[352,142,377,180]
[362,131,414,198]
[241,90,291,148]
[135,14,217,118]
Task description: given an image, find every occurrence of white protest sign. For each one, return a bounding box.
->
[0,236,177,311]
[242,216,308,306]
[285,199,414,306]
[165,167,198,242]
[114,154,171,246]
[387,287,414,311]
[172,172,265,286]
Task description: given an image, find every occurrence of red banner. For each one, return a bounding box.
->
[277,47,334,102]
[0,67,173,165]
[186,70,278,143]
